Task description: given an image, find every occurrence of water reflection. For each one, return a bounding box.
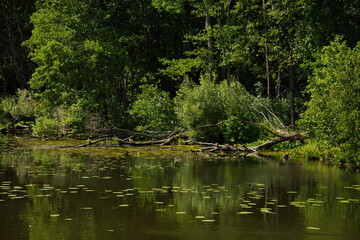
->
[0,146,359,240]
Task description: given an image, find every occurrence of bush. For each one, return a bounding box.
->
[298,38,360,164]
[219,81,263,143]
[32,102,87,137]
[0,89,38,122]
[0,104,8,129]
[175,78,263,143]
[84,113,110,134]
[128,84,177,131]
[32,116,59,137]
[32,105,110,137]
[175,79,225,141]
[54,104,85,133]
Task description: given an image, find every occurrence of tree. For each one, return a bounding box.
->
[0,0,34,94]
[128,84,177,131]
[299,38,360,164]
[153,0,233,82]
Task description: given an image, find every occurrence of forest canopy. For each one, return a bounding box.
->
[1,0,360,164]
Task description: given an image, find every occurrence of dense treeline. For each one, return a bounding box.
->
[0,0,360,164]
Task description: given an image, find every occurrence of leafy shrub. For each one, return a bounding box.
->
[175,79,225,142]
[175,79,264,143]
[298,38,360,164]
[219,81,263,143]
[32,116,59,137]
[0,89,38,122]
[128,84,177,131]
[84,113,111,134]
[32,102,87,137]
[221,117,261,144]
[293,139,340,162]
[54,104,85,133]
[0,104,9,129]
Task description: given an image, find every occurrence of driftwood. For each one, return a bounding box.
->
[188,117,307,152]
[200,118,285,138]
[186,132,305,153]
[117,136,176,146]
[59,128,181,148]
[59,137,110,148]
[112,128,178,140]
[117,128,179,146]
[254,132,304,150]
[56,117,305,151]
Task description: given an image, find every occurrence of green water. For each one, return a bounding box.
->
[0,139,359,240]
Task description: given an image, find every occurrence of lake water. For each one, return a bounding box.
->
[0,138,359,240]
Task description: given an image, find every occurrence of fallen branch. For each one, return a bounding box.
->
[117,136,176,146]
[254,132,303,151]
[186,132,305,153]
[112,128,178,140]
[56,128,181,149]
[199,118,284,138]
[185,141,255,152]
[59,137,110,148]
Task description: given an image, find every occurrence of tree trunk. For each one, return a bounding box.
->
[262,0,271,98]
[205,2,213,81]
[289,45,295,127]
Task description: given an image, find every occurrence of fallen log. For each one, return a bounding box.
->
[187,132,305,152]
[112,128,179,140]
[60,137,110,148]
[58,128,181,148]
[117,128,180,146]
[117,136,176,146]
[254,132,304,151]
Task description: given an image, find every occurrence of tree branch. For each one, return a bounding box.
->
[199,118,284,138]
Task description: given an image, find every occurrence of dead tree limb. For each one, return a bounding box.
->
[186,132,306,153]
[199,118,284,138]
[118,136,177,146]
[112,128,178,140]
[60,137,110,148]
[57,128,181,148]
[254,133,303,151]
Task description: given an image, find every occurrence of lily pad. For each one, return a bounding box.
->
[202,219,215,222]
[237,211,253,215]
[306,227,320,230]
[175,212,186,215]
[80,207,93,210]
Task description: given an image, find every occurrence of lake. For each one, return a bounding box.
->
[0,137,359,240]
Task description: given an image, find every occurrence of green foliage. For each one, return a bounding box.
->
[221,119,261,144]
[299,38,360,164]
[175,78,225,141]
[218,81,263,143]
[175,78,263,142]
[1,0,358,162]
[151,0,185,14]
[128,84,177,131]
[24,0,165,125]
[32,116,59,137]
[296,140,340,162]
[32,103,110,137]
[0,102,9,129]
[0,89,38,123]
[32,101,88,137]
[54,104,85,134]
